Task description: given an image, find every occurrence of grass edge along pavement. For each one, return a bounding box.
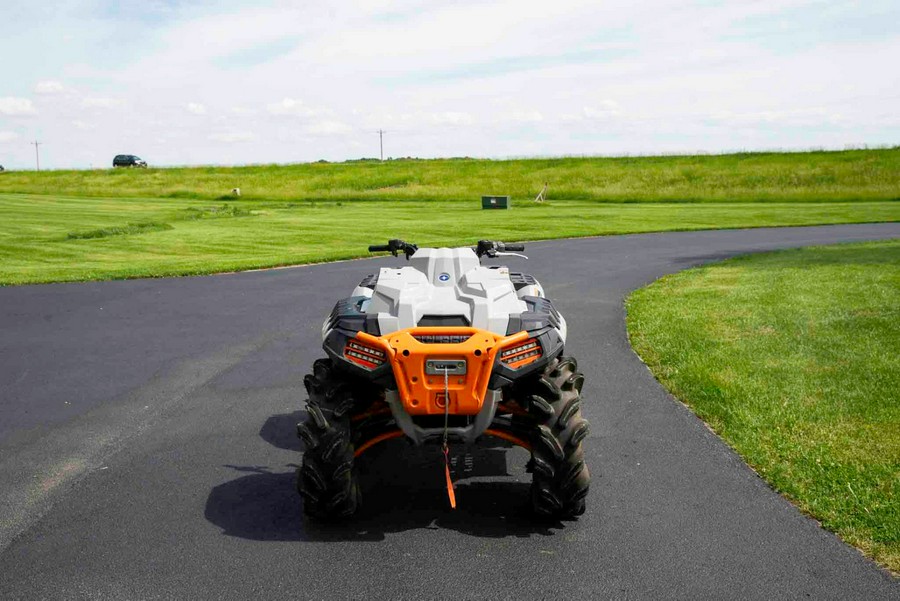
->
[625,240,900,574]
[0,193,898,285]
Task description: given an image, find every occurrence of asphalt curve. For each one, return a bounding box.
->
[1,224,898,600]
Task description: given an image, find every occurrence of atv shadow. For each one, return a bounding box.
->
[258,410,305,451]
[205,439,567,541]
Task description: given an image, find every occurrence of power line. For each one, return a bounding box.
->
[377,129,386,161]
[31,141,42,171]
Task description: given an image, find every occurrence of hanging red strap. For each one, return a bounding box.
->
[440,366,456,509]
[443,444,456,509]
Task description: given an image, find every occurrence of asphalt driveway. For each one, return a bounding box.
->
[1,223,897,599]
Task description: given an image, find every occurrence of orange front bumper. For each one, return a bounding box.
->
[356,327,530,416]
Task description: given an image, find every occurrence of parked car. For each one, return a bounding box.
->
[112,154,147,168]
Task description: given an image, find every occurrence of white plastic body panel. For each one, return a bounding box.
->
[322,247,567,345]
[350,286,374,299]
[516,283,544,299]
[366,248,528,336]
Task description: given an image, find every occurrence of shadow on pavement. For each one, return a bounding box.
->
[205,440,565,541]
[258,410,305,452]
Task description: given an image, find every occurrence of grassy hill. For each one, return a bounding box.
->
[0,148,897,285]
[1,148,898,203]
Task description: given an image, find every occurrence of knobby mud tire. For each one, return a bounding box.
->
[296,358,364,520]
[518,355,590,518]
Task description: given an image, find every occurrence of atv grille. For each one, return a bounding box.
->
[412,334,472,344]
[417,315,471,327]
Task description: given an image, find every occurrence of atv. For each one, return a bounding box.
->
[297,239,589,519]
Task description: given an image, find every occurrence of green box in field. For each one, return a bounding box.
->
[482,195,510,209]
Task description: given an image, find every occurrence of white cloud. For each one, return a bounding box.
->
[709,108,845,127]
[186,102,207,115]
[80,97,124,109]
[0,131,19,143]
[506,110,543,123]
[357,110,476,130]
[583,100,621,120]
[71,120,94,130]
[266,97,324,118]
[208,132,255,143]
[1,1,897,167]
[427,111,474,126]
[34,80,65,94]
[0,97,37,116]
[305,120,352,136]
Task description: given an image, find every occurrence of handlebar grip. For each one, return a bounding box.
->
[368,245,391,252]
[504,244,525,251]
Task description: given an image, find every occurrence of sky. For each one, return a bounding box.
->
[0,0,898,169]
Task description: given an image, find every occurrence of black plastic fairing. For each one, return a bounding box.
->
[324,295,381,336]
[323,329,396,387]
[358,273,378,289]
[505,295,562,334]
[488,326,564,389]
[508,272,538,291]
[322,295,395,384]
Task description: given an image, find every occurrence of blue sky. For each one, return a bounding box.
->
[1,0,898,169]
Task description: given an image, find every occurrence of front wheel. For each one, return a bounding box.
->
[515,355,591,517]
[296,359,362,520]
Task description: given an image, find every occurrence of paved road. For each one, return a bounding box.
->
[1,224,898,600]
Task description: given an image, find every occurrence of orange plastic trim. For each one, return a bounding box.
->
[496,402,529,417]
[350,406,392,422]
[354,429,530,457]
[357,328,529,417]
[483,428,532,451]
[354,430,404,457]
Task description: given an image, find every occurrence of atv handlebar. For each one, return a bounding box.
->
[475,240,526,258]
[369,239,524,260]
[369,239,419,259]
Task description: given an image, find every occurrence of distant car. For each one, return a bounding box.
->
[112,154,147,168]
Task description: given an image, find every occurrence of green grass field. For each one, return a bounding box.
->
[0,148,897,285]
[626,241,900,572]
[1,193,898,285]
[1,148,898,203]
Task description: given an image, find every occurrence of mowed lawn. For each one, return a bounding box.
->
[626,241,900,572]
[1,193,899,285]
[0,148,898,203]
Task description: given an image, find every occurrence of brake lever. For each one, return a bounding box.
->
[492,251,528,260]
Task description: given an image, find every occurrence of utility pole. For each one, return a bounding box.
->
[377,129,385,161]
[31,140,42,171]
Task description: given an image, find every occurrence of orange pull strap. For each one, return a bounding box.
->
[443,446,457,509]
